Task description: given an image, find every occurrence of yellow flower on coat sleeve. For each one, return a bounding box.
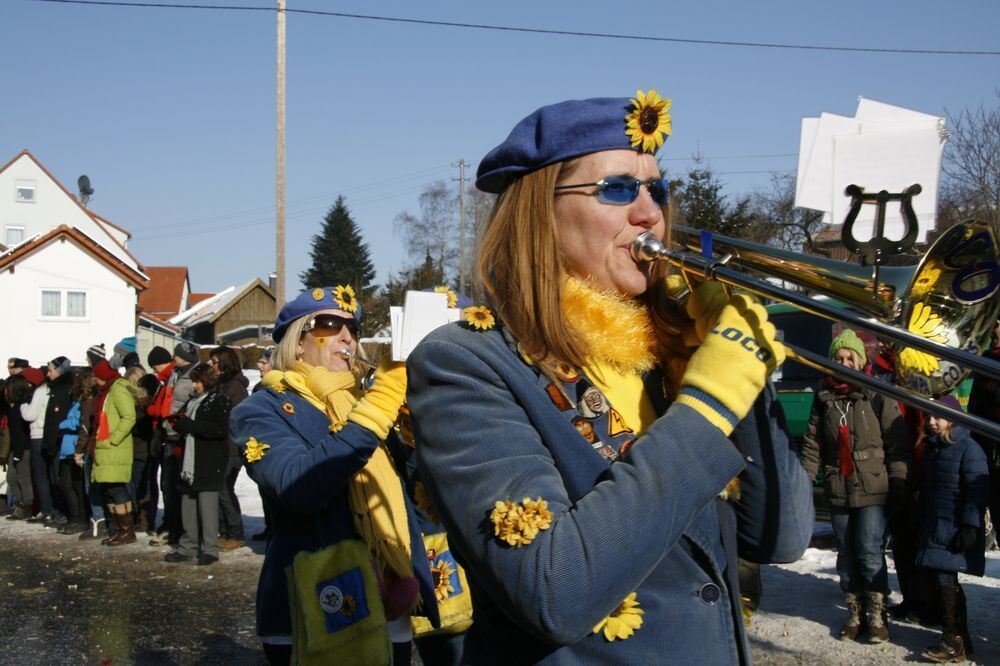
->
[490,497,553,547]
[592,593,645,641]
[244,437,270,464]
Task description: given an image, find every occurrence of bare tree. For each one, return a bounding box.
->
[752,174,828,255]
[943,92,1000,227]
[394,180,459,279]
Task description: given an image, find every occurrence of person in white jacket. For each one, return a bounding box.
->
[20,369,53,522]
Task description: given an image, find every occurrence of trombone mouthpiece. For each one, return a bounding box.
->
[631,232,666,263]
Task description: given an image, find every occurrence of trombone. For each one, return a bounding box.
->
[632,219,1000,440]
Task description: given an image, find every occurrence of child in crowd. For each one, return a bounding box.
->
[56,368,94,534]
[915,395,989,663]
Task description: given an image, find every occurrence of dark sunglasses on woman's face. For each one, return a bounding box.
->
[302,313,359,339]
[554,175,670,206]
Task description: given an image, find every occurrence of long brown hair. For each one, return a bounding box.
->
[475,160,692,387]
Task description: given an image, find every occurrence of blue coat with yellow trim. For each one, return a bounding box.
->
[407,322,814,665]
[230,386,440,638]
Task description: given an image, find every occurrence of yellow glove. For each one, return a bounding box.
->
[676,294,785,436]
[684,280,729,346]
[347,359,408,440]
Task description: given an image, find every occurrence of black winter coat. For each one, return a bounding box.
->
[177,390,232,492]
[218,374,248,457]
[915,426,990,576]
[968,347,1000,471]
[42,371,74,456]
[7,400,31,459]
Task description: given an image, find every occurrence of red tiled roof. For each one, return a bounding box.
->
[0,225,148,290]
[139,266,190,316]
[0,150,142,268]
[188,293,213,306]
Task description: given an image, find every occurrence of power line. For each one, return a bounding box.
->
[34,0,1000,56]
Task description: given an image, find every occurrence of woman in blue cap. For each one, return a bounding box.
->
[406,91,813,664]
[230,285,439,665]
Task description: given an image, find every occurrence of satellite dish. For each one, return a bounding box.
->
[78,175,94,206]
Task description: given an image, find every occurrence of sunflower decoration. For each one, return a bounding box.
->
[244,437,270,464]
[463,306,496,332]
[899,302,948,376]
[332,285,358,313]
[434,285,458,308]
[282,402,295,415]
[909,264,943,297]
[431,558,457,602]
[625,89,672,154]
[311,288,326,301]
[490,496,553,547]
[340,594,357,617]
[592,592,645,642]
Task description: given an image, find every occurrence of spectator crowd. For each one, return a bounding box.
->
[0,341,273,566]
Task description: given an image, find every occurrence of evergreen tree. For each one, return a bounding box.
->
[300,196,376,292]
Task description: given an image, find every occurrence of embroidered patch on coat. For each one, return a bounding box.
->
[608,408,634,437]
[545,383,573,411]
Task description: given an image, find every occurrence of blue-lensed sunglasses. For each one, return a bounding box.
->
[554,175,669,206]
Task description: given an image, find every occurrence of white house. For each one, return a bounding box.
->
[0,150,148,367]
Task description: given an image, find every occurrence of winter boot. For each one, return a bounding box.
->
[6,504,30,521]
[923,584,969,662]
[106,505,136,546]
[839,592,863,641]
[865,591,890,643]
[100,505,117,545]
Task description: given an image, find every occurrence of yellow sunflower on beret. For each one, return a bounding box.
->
[625,89,672,154]
[333,285,357,313]
[434,285,458,308]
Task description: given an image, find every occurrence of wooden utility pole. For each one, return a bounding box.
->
[275,0,287,312]
[454,159,467,293]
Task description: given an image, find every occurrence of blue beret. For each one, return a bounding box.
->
[273,286,361,343]
[476,91,672,194]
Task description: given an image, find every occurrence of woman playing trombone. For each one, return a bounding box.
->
[406,90,814,663]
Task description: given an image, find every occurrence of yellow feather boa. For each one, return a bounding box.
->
[562,277,660,375]
[263,362,417,593]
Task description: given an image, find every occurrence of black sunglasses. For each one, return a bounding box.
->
[302,314,359,339]
[554,175,669,206]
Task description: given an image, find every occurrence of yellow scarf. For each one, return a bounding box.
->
[263,362,417,588]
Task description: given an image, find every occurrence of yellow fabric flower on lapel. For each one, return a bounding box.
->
[592,592,644,641]
[282,402,295,415]
[464,306,495,331]
[244,437,270,464]
[333,285,358,313]
[434,285,458,308]
[431,558,456,602]
[490,497,553,546]
[625,89,672,153]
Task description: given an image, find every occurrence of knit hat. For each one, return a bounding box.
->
[48,356,72,375]
[273,285,362,343]
[112,336,137,360]
[147,345,172,367]
[21,367,45,387]
[86,343,106,365]
[93,359,119,382]
[476,90,673,194]
[829,329,867,365]
[173,341,199,364]
[935,394,965,413]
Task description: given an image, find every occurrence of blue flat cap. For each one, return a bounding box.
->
[273,285,361,343]
[476,90,672,194]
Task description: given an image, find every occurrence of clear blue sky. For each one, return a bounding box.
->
[3,0,998,300]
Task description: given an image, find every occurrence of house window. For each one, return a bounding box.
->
[67,291,87,317]
[40,289,88,319]
[41,290,61,316]
[4,225,24,246]
[15,180,35,203]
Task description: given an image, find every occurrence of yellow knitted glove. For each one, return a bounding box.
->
[676,294,785,436]
[347,360,408,440]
